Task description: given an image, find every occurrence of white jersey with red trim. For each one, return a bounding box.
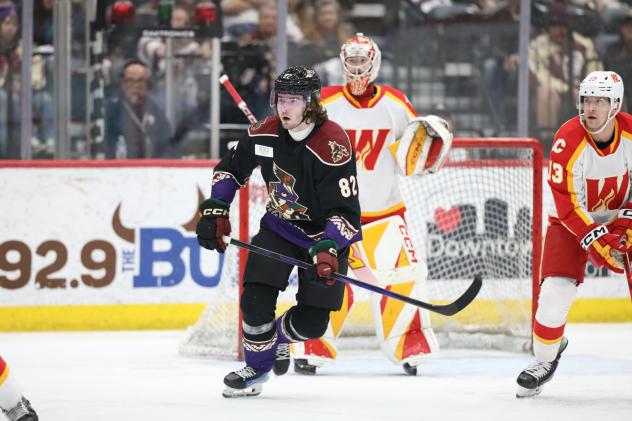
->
[321,85,417,218]
[548,113,632,236]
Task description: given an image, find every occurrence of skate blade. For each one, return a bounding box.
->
[516,385,543,398]
[222,383,264,398]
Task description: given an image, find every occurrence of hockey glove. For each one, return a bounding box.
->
[309,240,339,285]
[577,223,625,274]
[196,198,231,252]
[609,204,632,250]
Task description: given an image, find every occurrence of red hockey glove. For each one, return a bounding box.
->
[196,198,231,253]
[309,240,339,286]
[577,223,625,274]
[609,205,632,250]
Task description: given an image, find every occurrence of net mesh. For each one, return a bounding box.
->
[179,139,541,358]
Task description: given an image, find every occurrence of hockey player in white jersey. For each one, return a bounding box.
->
[282,33,453,376]
[515,71,632,397]
[0,356,38,421]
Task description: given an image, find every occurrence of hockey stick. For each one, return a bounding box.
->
[622,252,632,301]
[224,237,482,316]
[219,74,258,124]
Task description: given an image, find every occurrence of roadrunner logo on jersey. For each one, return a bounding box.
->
[328,140,350,163]
[267,163,310,220]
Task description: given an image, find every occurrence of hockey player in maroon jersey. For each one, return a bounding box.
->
[516,71,632,397]
[196,66,361,398]
[289,33,453,376]
[0,356,38,420]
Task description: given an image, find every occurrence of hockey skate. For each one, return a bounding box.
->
[516,336,569,398]
[272,343,290,376]
[402,362,418,376]
[293,359,318,375]
[222,366,270,398]
[1,396,38,421]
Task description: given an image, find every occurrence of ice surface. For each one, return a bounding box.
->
[1,323,631,421]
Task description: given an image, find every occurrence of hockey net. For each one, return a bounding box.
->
[179,138,543,358]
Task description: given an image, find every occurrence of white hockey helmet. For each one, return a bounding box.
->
[577,71,624,134]
[340,33,381,96]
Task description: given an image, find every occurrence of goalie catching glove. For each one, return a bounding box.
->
[389,115,453,176]
[309,240,339,285]
[577,223,625,273]
[196,198,231,252]
[609,204,632,250]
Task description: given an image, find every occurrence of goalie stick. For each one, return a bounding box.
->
[219,74,258,124]
[223,237,482,316]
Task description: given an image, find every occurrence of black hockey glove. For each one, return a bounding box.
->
[196,198,231,253]
[309,240,339,285]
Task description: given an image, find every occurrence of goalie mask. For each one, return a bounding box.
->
[270,66,321,110]
[577,71,624,135]
[340,33,381,96]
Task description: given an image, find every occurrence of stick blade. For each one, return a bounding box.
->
[432,275,483,316]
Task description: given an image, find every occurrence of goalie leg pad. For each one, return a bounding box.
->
[533,276,577,362]
[291,284,355,366]
[361,216,439,363]
[371,288,439,365]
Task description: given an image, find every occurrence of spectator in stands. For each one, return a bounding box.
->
[137,4,204,125]
[303,0,354,64]
[604,11,632,111]
[226,0,304,41]
[482,0,521,132]
[137,5,202,80]
[33,0,53,46]
[0,0,53,159]
[222,0,264,35]
[104,59,173,158]
[289,0,313,30]
[238,0,307,117]
[528,1,603,135]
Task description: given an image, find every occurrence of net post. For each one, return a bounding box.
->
[531,138,544,339]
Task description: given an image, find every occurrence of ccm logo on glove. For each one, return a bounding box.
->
[579,225,607,249]
[202,208,229,217]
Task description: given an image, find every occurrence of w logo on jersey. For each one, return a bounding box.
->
[586,174,629,212]
[346,128,390,171]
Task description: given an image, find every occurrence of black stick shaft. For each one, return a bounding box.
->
[227,238,482,316]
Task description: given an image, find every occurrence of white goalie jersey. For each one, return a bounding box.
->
[320,84,416,218]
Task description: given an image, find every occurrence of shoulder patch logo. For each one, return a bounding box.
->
[328,140,350,163]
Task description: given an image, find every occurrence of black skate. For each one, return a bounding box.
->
[222,366,270,398]
[273,343,290,376]
[516,336,569,398]
[2,396,38,421]
[293,359,317,375]
[402,362,418,376]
